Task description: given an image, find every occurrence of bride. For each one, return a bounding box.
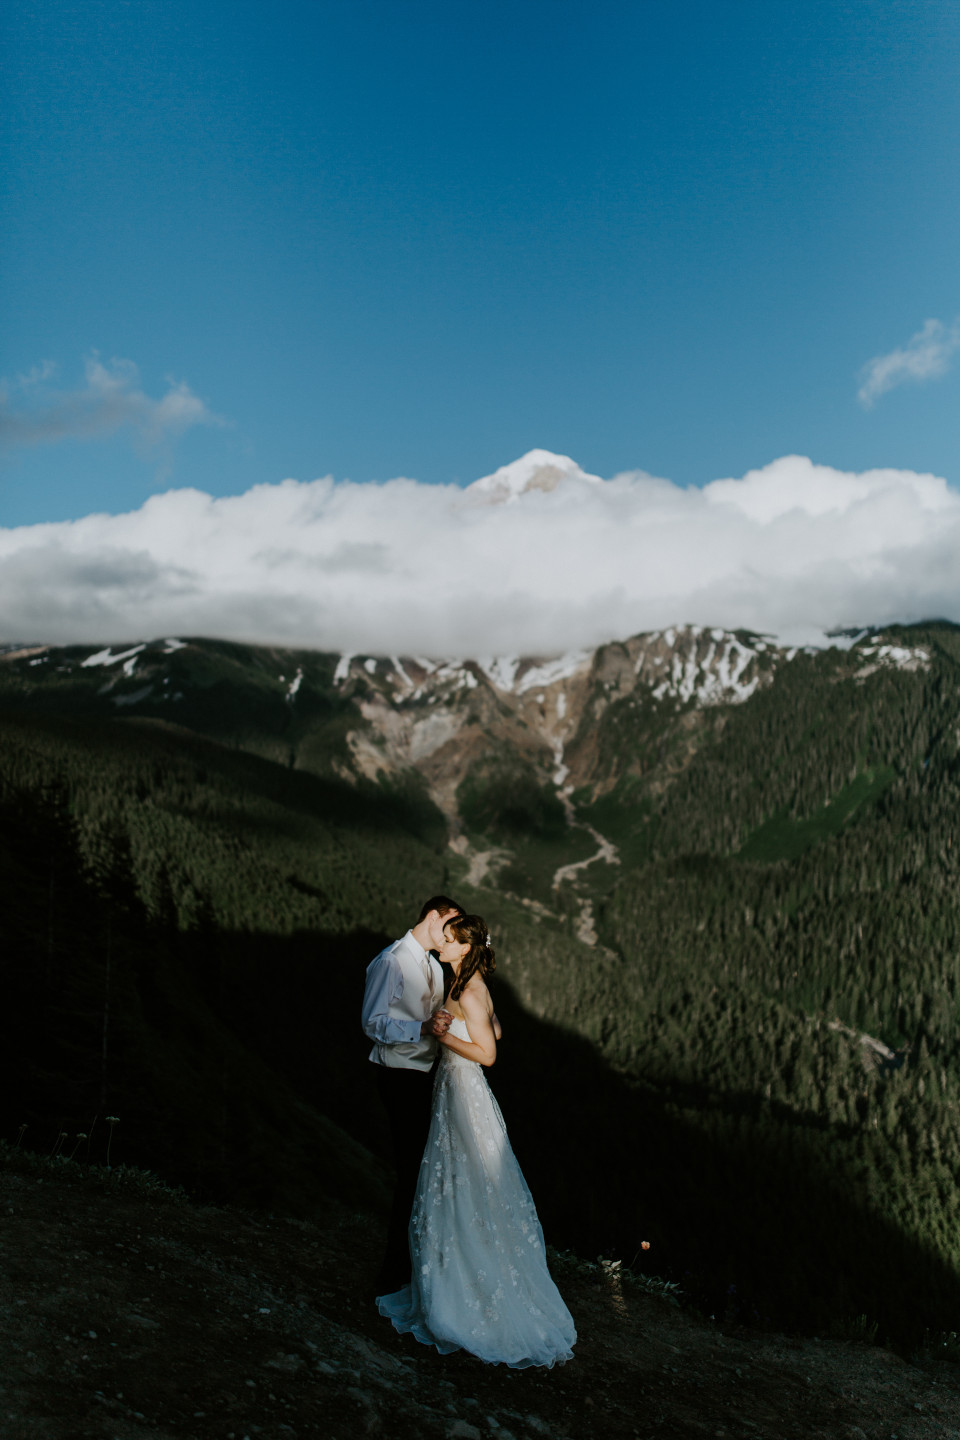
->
[376,913,576,1368]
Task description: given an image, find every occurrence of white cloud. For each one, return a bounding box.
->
[858,318,960,408]
[1,450,959,655]
[0,355,224,449]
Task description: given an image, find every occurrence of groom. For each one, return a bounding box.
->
[362,894,462,1296]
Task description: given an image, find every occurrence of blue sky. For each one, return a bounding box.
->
[1,0,958,530]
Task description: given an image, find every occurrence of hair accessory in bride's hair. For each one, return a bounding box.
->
[485,934,491,947]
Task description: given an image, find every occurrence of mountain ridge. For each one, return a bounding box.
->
[1,620,935,881]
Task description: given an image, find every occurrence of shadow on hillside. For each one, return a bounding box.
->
[0,708,448,864]
[205,928,960,1347]
[3,780,956,1351]
[484,981,960,1349]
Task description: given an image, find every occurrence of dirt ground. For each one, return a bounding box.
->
[3,1158,960,1440]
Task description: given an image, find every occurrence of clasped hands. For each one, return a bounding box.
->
[421,1007,453,1038]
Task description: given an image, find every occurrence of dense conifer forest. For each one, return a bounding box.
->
[3,623,960,1350]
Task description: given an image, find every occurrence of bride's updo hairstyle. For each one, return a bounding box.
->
[446,913,496,1002]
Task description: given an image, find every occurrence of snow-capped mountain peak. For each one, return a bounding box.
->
[464,449,603,505]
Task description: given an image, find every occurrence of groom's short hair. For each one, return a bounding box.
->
[417,895,462,924]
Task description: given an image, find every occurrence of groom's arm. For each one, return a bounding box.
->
[361,952,447,1044]
[361,952,422,1045]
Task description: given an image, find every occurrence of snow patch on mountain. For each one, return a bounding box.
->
[853,643,930,679]
[474,651,591,695]
[391,656,414,688]
[81,644,146,670]
[514,652,592,694]
[637,627,770,707]
[477,656,521,691]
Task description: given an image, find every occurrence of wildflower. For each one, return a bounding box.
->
[68,1133,88,1161]
[641,1241,651,1250]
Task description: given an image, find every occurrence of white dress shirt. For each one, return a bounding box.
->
[361,930,444,1071]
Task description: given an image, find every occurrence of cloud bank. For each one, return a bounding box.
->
[858,318,960,408]
[0,356,223,449]
[1,451,959,655]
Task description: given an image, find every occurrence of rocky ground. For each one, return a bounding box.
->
[3,1153,960,1440]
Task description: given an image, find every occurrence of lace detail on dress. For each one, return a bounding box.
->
[377,1016,576,1368]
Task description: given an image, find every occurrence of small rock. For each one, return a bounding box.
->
[267,1352,303,1373]
[447,1424,482,1440]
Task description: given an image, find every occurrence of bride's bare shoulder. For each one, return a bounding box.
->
[461,976,493,1012]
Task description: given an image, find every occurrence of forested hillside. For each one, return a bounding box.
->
[3,623,960,1349]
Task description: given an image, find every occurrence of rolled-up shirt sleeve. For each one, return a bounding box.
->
[361,950,424,1046]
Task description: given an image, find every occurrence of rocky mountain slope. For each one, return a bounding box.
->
[334,626,775,808]
[5,1146,960,1440]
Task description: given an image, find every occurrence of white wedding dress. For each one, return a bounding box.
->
[377,1017,576,1368]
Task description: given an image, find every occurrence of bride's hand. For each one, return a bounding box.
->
[422,1008,453,1038]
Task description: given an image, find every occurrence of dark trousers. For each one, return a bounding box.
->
[375,1063,435,1296]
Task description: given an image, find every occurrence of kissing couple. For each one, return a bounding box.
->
[361,896,576,1369]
